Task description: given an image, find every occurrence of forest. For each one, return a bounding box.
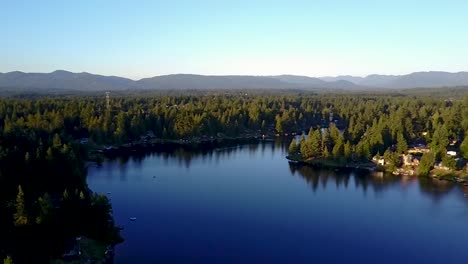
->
[1,90,468,262]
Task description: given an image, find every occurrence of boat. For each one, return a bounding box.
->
[129,217,137,221]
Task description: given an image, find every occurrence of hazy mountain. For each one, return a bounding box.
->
[390,71,468,88]
[1,70,468,92]
[319,75,365,84]
[0,70,136,91]
[137,74,302,90]
[0,71,358,91]
[269,75,327,86]
[319,71,468,88]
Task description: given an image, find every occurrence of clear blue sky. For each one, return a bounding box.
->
[2,0,468,79]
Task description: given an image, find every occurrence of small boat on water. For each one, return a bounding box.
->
[129,217,137,221]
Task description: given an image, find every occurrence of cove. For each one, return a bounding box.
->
[87,140,468,264]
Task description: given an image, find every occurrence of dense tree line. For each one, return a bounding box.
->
[1,93,468,167]
[1,92,468,261]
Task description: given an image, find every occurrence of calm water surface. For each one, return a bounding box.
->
[87,141,468,263]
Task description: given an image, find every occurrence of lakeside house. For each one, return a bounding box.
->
[372,156,385,166]
[447,150,457,157]
[402,154,420,166]
[435,162,450,171]
[408,145,430,154]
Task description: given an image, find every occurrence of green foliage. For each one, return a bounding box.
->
[52,133,62,148]
[299,135,308,159]
[383,149,400,170]
[343,141,352,161]
[306,128,322,158]
[461,136,468,159]
[323,146,330,159]
[288,138,298,155]
[1,92,468,261]
[14,185,28,226]
[332,135,344,160]
[36,193,53,224]
[430,124,449,157]
[442,155,457,170]
[63,189,69,200]
[396,133,408,154]
[419,151,435,177]
[3,256,13,264]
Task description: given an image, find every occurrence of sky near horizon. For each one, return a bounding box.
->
[2,0,468,80]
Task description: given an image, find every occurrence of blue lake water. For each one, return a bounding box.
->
[87,141,468,263]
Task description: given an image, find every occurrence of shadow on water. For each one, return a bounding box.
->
[289,162,461,203]
[98,138,465,203]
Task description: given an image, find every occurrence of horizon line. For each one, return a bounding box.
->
[1,69,468,81]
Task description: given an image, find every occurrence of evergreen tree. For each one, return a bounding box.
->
[79,191,86,200]
[275,115,283,134]
[332,135,344,159]
[63,189,69,200]
[419,151,435,176]
[322,128,333,153]
[52,133,62,148]
[45,147,53,161]
[3,256,13,264]
[36,193,53,224]
[14,185,28,226]
[396,132,408,154]
[343,141,352,161]
[288,138,298,155]
[309,129,322,157]
[442,155,457,170]
[461,135,468,159]
[323,146,330,159]
[299,135,309,159]
[329,124,341,145]
[383,149,400,170]
[430,124,449,157]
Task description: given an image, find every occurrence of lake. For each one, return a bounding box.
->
[87,140,468,263]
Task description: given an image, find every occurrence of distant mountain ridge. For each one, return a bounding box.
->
[1,70,468,91]
[319,71,468,88]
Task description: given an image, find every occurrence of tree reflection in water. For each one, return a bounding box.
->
[103,140,465,203]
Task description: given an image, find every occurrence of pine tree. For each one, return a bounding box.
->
[442,155,456,170]
[330,124,341,145]
[3,256,13,264]
[288,138,298,155]
[396,132,408,154]
[323,146,330,159]
[52,133,62,148]
[275,115,283,134]
[322,128,333,153]
[332,135,344,159]
[419,151,435,176]
[461,135,468,159]
[14,185,28,226]
[310,129,322,157]
[45,147,53,161]
[36,193,53,224]
[299,135,309,159]
[344,141,352,161]
[63,189,69,200]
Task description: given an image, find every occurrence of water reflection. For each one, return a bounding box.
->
[289,163,462,202]
[87,139,468,264]
[94,139,466,203]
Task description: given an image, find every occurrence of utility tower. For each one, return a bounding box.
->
[105,91,110,110]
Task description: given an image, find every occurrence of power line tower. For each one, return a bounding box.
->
[105,91,110,110]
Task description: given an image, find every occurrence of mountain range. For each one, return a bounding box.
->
[1,70,468,91]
